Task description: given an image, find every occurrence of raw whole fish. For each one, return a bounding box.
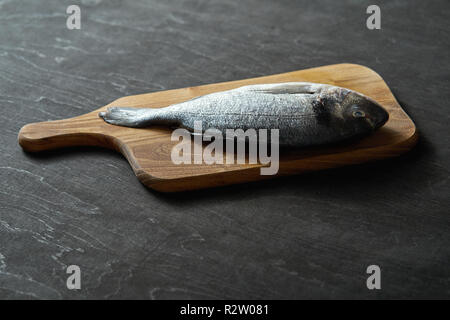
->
[99,82,388,147]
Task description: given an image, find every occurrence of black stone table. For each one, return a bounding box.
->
[0,0,448,299]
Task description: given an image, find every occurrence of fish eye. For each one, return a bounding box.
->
[352,110,365,118]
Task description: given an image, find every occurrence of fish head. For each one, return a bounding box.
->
[340,91,389,131]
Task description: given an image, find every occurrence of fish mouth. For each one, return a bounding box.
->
[355,95,389,130]
[344,91,389,131]
[369,103,389,130]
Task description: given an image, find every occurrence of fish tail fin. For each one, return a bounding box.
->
[99,107,158,127]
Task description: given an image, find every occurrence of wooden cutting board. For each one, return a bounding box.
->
[18,63,417,192]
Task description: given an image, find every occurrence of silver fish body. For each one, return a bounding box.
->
[99,82,388,147]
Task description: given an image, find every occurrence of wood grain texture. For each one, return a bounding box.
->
[18,63,417,192]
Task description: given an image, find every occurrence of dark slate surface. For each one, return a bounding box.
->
[0,0,449,299]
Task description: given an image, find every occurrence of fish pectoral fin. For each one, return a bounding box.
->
[247,82,320,95]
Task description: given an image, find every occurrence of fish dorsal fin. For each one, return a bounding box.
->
[241,82,324,95]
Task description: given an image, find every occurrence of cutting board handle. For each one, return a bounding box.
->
[18,115,115,152]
